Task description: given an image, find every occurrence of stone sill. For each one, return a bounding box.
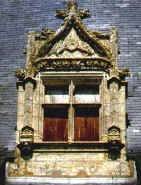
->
[6,177,137,185]
[31,141,124,153]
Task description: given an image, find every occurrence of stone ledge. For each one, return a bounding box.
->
[6,177,137,185]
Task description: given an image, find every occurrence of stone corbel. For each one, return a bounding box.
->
[107,126,124,160]
[18,142,33,160]
[18,126,34,160]
[108,140,124,160]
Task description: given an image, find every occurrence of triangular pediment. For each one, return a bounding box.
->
[27,1,118,74]
[15,0,129,80]
[35,5,112,60]
[47,28,99,58]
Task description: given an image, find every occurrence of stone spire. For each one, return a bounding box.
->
[56,0,90,20]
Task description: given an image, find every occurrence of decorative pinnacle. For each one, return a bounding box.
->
[67,0,78,10]
[56,0,90,20]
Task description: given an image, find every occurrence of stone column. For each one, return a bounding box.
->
[101,77,111,142]
[109,80,119,128]
[24,78,36,128]
[33,77,44,142]
[16,81,24,144]
[119,84,127,160]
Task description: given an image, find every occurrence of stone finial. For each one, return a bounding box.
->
[56,0,90,20]
[67,0,78,9]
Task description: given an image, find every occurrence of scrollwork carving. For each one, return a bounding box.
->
[33,58,112,73]
[108,126,120,142]
[20,126,34,143]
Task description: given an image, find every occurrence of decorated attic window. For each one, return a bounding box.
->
[43,79,101,143]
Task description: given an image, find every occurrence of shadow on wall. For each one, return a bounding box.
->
[135,155,141,185]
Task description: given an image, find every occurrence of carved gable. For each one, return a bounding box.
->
[35,18,112,60]
[47,28,97,58]
[20,0,117,76]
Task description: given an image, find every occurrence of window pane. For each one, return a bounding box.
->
[43,107,68,141]
[74,107,99,141]
[75,85,100,103]
[45,86,69,104]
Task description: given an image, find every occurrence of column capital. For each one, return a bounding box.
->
[23,77,36,89]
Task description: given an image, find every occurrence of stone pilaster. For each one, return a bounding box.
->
[109,81,119,128]
[24,78,36,128]
[100,76,111,141]
[33,77,44,142]
[16,82,24,144]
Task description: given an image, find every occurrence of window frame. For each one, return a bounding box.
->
[39,72,104,145]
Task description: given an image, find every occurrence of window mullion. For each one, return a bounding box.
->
[68,80,75,143]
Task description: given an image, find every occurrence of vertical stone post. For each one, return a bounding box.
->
[26,31,36,68]
[99,78,104,140]
[33,77,44,142]
[110,27,118,69]
[68,80,75,143]
[119,84,127,160]
[24,78,36,128]
[109,80,119,128]
[16,82,24,144]
[101,76,111,142]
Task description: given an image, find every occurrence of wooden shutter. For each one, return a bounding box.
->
[43,107,68,141]
[74,107,99,141]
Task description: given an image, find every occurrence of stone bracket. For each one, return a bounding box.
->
[18,142,33,160]
[107,141,124,160]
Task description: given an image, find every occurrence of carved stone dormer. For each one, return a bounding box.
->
[7,1,136,185]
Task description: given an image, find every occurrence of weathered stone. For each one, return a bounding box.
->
[7,1,136,184]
